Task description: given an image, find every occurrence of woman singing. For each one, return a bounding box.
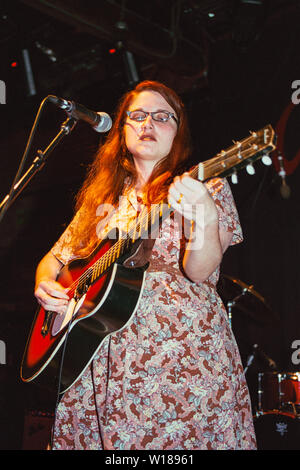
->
[34,80,256,450]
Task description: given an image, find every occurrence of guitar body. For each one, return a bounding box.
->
[21,235,147,394]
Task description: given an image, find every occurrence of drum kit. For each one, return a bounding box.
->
[218,275,300,450]
[255,371,300,450]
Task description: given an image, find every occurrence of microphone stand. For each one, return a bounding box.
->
[0,116,77,225]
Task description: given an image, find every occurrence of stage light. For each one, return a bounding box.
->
[22,49,36,97]
[123,50,139,87]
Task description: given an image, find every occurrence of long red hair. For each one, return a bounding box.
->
[70,80,192,256]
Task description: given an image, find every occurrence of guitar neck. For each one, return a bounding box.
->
[76,200,172,293]
[194,124,275,181]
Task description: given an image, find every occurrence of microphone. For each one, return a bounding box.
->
[48,95,112,133]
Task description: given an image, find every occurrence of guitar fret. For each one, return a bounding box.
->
[144,211,149,233]
[107,248,112,263]
[97,261,101,279]
[126,236,132,250]
[104,252,109,270]
[110,244,117,264]
[92,262,97,282]
[91,265,97,283]
[116,239,121,259]
[159,202,163,217]
[98,258,102,276]
[108,245,114,265]
[152,204,158,225]
[137,214,143,238]
[131,223,138,243]
[98,257,104,276]
[138,207,148,238]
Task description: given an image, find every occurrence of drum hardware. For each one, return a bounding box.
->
[257,371,300,415]
[226,286,253,328]
[245,343,277,376]
[217,274,278,326]
[257,371,263,414]
[280,401,300,416]
[216,275,300,449]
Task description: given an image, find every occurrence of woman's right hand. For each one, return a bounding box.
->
[34,279,69,315]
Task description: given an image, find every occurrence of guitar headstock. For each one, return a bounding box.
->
[197,124,276,183]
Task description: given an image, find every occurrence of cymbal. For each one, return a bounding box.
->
[217,274,277,325]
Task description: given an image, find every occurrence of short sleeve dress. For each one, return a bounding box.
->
[51,178,257,450]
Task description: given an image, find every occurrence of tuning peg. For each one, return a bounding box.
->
[231,172,238,184]
[262,154,272,166]
[246,163,255,175]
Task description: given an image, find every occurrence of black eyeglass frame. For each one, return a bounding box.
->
[126,110,178,124]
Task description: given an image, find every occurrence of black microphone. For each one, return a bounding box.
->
[48,95,112,133]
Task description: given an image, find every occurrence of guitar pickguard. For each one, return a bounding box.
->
[51,296,86,337]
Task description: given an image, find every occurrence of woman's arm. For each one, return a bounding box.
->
[182,221,232,283]
[34,251,69,314]
[168,174,233,283]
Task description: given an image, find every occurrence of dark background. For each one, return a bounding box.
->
[0,0,299,450]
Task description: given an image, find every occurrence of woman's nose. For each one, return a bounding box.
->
[141,114,153,128]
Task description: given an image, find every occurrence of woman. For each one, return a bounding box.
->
[34,80,256,450]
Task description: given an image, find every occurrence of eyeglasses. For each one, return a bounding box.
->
[126,110,178,124]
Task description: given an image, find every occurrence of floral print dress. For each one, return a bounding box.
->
[50,177,257,450]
